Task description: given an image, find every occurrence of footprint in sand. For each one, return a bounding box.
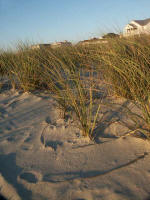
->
[40,124,64,151]
[45,140,63,151]
[19,171,42,183]
[45,116,51,124]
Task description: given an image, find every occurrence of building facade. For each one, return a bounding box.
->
[124,18,150,36]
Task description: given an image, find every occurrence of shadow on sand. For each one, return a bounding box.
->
[43,152,148,183]
[0,153,32,200]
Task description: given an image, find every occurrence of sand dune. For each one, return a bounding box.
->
[0,89,150,200]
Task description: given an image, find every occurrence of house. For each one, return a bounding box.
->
[30,44,51,50]
[30,41,72,50]
[50,40,72,48]
[77,37,108,46]
[124,18,150,36]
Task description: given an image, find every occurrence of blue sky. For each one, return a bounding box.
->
[0,0,150,48]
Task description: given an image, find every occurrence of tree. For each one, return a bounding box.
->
[102,33,120,39]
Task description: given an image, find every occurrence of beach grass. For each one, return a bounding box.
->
[0,34,150,139]
[96,35,150,138]
[34,45,102,139]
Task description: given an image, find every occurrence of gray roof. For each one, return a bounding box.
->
[134,18,150,26]
[128,23,137,28]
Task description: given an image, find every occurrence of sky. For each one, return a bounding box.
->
[0,0,150,49]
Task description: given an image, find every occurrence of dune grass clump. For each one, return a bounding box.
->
[0,50,14,78]
[2,35,150,140]
[0,43,102,139]
[98,35,150,137]
[34,45,101,139]
[0,47,45,91]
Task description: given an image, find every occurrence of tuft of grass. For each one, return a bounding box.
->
[0,47,45,92]
[34,45,102,139]
[97,35,150,138]
[0,43,102,139]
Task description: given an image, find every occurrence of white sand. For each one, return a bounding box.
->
[0,89,150,200]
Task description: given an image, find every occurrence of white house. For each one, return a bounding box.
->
[51,40,72,48]
[124,18,150,36]
[30,41,72,50]
[30,44,51,50]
